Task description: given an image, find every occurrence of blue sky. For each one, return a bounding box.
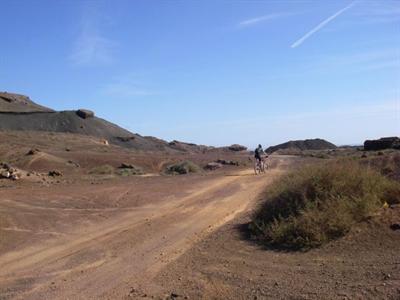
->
[0,0,399,147]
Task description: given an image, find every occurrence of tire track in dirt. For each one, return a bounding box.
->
[0,168,282,299]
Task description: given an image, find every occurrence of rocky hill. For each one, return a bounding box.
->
[0,92,244,153]
[0,92,53,112]
[364,137,400,151]
[0,92,182,151]
[266,138,337,154]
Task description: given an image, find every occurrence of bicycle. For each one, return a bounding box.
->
[254,155,268,175]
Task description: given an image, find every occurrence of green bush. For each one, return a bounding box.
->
[165,161,201,175]
[250,160,400,250]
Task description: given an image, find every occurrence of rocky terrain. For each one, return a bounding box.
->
[0,92,399,300]
[0,92,53,113]
[364,137,400,151]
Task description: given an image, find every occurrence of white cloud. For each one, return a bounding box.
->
[238,12,297,28]
[70,5,116,66]
[291,1,357,48]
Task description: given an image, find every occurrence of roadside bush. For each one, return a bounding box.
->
[250,160,400,250]
[89,164,115,175]
[116,166,144,176]
[165,161,201,175]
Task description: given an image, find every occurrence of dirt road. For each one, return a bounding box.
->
[0,167,281,299]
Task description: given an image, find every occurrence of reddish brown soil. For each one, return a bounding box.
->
[155,206,400,300]
[0,131,399,300]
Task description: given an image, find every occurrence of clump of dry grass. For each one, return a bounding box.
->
[164,161,201,175]
[250,159,400,250]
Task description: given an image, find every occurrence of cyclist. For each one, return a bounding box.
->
[254,144,264,165]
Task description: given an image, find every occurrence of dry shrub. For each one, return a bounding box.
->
[250,159,400,250]
[164,161,201,175]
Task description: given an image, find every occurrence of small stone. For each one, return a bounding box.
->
[11,174,20,180]
[27,148,40,155]
[390,224,400,231]
[48,170,63,177]
[1,171,10,178]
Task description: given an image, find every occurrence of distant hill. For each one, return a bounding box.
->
[266,138,337,154]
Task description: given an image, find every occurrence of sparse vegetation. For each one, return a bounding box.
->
[88,164,115,175]
[116,166,144,176]
[250,159,400,250]
[89,164,144,176]
[362,153,400,182]
[164,161,201,175]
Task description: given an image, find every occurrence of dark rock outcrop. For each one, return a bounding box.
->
[168,140,214,153]
[76,109,94,119]
[364,137,400,151]
[228,144,247,152]
[48,170,63,177]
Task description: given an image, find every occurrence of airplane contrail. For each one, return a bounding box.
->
[291,1,357,48]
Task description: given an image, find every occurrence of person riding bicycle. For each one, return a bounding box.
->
[254,144,264,164]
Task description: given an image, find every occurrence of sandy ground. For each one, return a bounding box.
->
[156,202,400,300]
[0,160,284,299]
[0,138,399,300]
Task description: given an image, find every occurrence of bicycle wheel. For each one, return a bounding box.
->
[254,161,261,175]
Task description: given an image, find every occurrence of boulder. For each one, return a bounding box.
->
[48,170,63,177]
[0,162,11,170]
[0,162,21,180]
[0,171,10,178]
[11,174,20,181]
[364,137,400,151]
[228,144,247,152]
[100,139,109,145]
[390,223,400,231]
[204,162,223,171]
[27,148,40,155]
[119,163,135,169]
[76,109,95,119]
